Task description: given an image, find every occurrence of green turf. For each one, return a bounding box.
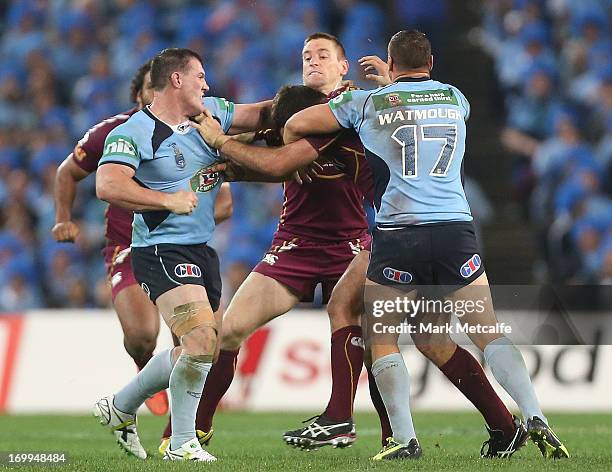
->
[0,412,610,471]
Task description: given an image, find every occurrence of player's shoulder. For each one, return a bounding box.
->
[83,108,137,142]
[425,80,469,103]
[203,96,234,114]
[107,109,154,142]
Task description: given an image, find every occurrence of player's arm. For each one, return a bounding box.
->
[222,139,319,178]
[96,164,197,214]
[228,100,273,134]
[213,182,232,224]
[52,155,91,242]
[191,112,319,178]
[283,103,342,144]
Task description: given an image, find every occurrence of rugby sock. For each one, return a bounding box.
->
[169,353,212,449]
[484,337,547,423]
[440,346,515,438]
[195,349,239,432]
[323,325,364,420]
[371,352,416,444]
[114,348,173,414]
[367,366,393,446]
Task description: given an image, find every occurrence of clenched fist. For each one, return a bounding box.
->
[51,221,80,242]
[165,190,198,215]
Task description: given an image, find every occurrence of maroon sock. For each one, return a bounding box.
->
[162,416,172,439]
[440,346,515,437]
[323,325,364,421]
[367,366,392,446]
[194,349,239,432]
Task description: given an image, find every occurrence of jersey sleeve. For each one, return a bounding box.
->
[328,89,369,131]
[450,85,470,121]
[71,125,107,173]
[203,96,235,133]
[98,127,141,170]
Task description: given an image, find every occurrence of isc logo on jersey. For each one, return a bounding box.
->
[190,165,221,192]
[460,254,482,278]
[175,263,202,278]
[383,267,412,284]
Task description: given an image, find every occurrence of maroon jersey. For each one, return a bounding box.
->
[71,109,138,245]
[277,129,373,242]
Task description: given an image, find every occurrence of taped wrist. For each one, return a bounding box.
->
[213,134,229,149]
[170,301,217,337]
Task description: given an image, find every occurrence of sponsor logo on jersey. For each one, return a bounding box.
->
[460,254,481,278]
[262,253,278,265]
[351,336,365,349]
[103,135,138,159]
[387,93,402,106]
[383,267,413,284]
[190,165,221,192]
[169,142,185,168]
[176,122,190,133]
[328,91,353,109]
[373,89,459,111]
[174,263,202,278]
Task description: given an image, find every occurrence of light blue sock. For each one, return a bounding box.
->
[114,348,173,414]
[484,337,547,423]
[371,352,416,444]
[169,353,212,449]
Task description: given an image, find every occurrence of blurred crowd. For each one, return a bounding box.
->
[0,0,450,310]
[477,0,612,284]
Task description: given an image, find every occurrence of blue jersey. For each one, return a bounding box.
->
[329,77,472,226]
[98,97,235,247]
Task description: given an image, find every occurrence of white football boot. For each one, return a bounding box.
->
[93,395,147,459]
[163,437,217,462]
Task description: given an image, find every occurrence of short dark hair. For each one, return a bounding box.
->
[129,61,152,103]
[271,85,327,129]
[304,32,346,60]
[150,48,202,90]
[388,30,431,70]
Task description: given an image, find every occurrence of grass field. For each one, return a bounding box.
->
[0,412,610,471]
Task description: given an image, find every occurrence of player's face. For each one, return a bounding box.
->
[137,71,153,108]
[302,38,348,93]
[181,57,209,116]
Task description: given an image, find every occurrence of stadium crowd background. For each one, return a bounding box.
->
[477,0,611,286]
[0,0,609,311]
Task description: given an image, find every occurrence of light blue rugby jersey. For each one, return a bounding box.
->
[329,77,472,226]
[98,96,234,247]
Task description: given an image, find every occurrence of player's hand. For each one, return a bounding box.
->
[165,190,198,215]
[190,109,231,149]
[358,55,392,86]
[254,128,283,147]
[206,161,244,182]
[292,161,323,184]
[340,79,360,91]
[51,221,80,242]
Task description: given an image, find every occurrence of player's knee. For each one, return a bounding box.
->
[219,321,247,351]
[416,342,456,367]
[122,325,157,357]
[182,325,217,356]
[327,296,360,331]
[170,301,218,354]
